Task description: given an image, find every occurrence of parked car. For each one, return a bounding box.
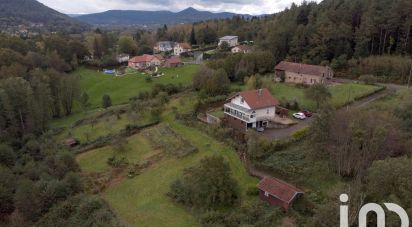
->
[302,110,313,117]
[256,127,265,132]
[293,112,306,120]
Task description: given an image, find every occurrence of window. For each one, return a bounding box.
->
[240,98,244,104]
[267,109,269,114]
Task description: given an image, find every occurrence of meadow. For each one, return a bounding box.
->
[261,77,383,111]
[77,122,258,227]
[75,65,200,109]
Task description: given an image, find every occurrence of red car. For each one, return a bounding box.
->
[302,110,313,117]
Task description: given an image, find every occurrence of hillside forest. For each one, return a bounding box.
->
[0,0,412,226]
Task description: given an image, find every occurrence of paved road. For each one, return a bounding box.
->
[262,80,406,140]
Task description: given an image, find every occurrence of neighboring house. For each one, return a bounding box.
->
[257,177,303,209]
[117,53,130,63]
[174,43,192,56]
[231,45,252,54]
[128,54,162,70]
[154,41,176,53]
[218,36,238,47]
[275,61,334,85]
[224,88,279,131]
[165,56,183,68]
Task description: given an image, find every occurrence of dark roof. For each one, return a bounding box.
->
[275,61,331,77]
[237,88,279,109]
[257,177,303,203]
[64,138,79,146]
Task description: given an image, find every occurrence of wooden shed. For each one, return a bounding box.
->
[257,177,303,209]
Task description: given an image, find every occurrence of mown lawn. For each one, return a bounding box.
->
[329,83,383,108]
[77,122,257,227]
[74,65,200,109]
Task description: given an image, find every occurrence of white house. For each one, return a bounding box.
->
[154,41,177,53]
[231,45,252,54]
[174,43,192,56]
[117,54,130,63]
[218,36,238,47]
[224,88,279,130]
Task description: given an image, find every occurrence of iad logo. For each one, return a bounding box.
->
[340,194,409,227]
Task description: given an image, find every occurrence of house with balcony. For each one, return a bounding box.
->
[224,88,280,131]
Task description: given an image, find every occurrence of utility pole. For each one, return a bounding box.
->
[408,64,412,88]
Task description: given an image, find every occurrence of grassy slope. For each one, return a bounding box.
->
[76,122,257,227]
[75,65,199,109]
[76,94,257,226]
[261,79,382,111]
[76,133,156,173]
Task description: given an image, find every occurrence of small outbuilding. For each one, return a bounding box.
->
[165,56,183,67]
[64,138,80,148]
[257,177,303,209]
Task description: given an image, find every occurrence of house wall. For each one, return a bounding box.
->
[259,190,289,209]
[174,46,191,56]
[231,95,251,109]
[231,47,240,53]
[254,107,276,120]
[224,114,246,130]
[219,38,238,47]
[284,71,325,85]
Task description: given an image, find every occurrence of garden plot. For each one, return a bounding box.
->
[142,124,198,158]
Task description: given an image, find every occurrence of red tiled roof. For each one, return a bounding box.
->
[166,56,182,64]
[129,54,154,63]
[154,54,164,61]
[257,177,303,203]
[237,88,279,109]
[275,61,330,77]
[178,43,192,49]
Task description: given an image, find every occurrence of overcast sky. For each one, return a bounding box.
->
[36,0,320,15]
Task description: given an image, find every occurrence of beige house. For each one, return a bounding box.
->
[128,54,162,70]
[174,43,192,56]
[231,45,252,54]
[218,36,238,47]
[275,61,334,85]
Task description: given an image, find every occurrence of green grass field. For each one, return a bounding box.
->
[260,77,382,111]
[76,133,157,173]
[75,65,199,109]
[77,122,257,227]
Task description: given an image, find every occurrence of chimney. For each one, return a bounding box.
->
[258,89,262,96]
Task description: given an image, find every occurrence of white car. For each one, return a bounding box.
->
[293,112,306,120]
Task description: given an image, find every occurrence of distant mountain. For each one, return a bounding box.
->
[0,0,90,33]
[76,7,252,26]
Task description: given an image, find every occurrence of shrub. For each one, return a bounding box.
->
[359,74,377,85]
[246,186,259,196]
[106,156,128,168]
[145,75,152,83]
[292,127,309,141]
